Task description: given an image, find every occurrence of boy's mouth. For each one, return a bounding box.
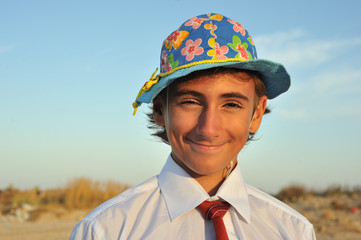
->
[186,138,225,152]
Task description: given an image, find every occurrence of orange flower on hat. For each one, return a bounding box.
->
[181,38,204,61]
[163,29,189,51]
[207,38,229,60]
[228,19,246,36]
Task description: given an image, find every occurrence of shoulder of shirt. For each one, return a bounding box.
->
[82,175,159,222]
[245,184,312,225]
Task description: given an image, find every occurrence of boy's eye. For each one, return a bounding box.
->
[180,99,200,105]
[224,102,242,109]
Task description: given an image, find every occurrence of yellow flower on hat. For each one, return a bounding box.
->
[204,21,218,38]
[163,29,189,51]
[207,38,229,60]
[207,13,223,21]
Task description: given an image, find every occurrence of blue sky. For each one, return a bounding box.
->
[1,0,360,193]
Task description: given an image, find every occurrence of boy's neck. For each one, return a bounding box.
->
[172,156,237,196]
[194,174,226,196]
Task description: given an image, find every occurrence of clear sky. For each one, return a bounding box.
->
[1,0,360,194]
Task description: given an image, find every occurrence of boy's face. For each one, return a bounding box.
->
[154,71,267,179]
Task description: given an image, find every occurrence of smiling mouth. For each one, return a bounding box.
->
[187,139,225,152]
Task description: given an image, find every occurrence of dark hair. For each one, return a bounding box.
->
[146,67,270,144]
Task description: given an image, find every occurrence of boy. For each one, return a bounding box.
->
[70,13,316,239]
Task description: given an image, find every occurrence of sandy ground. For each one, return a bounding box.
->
[0,209,88,240]
[0,220,78,240]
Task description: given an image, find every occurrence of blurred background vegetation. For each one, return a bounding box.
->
[0,178,130,221]
[1,180,360,239]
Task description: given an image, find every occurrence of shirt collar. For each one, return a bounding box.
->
[217,162,251,223]
[158,155,251,223]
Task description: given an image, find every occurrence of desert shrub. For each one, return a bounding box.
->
[276,184,309,202]
[320,184,359,197]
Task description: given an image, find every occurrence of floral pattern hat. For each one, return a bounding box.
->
[132,13,290,115]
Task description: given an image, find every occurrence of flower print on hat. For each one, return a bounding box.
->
[228,19,246,36]
[204,22,218,38]
[161,50,179,72]
[185,17,209,29]
[158,13,256,74]
[228,36,252,60]
[163,29,189,51]
[207,38,229,60]
[181,39,204,61]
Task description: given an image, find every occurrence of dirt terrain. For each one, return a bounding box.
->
[0,209,87,240]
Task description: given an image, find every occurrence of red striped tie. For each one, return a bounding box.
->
[198,201,230,240]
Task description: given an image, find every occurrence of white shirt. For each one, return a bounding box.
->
[70,155,316,240]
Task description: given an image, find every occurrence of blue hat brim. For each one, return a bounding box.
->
[136,59,290,105]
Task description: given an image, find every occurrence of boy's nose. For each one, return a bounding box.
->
[196,107,221,138]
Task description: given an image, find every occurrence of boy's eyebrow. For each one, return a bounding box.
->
[221,92,249,102]
[173,90,203,98]
[173,90,249,102]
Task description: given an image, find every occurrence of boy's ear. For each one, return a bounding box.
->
[153,96,165,127]
[249,96,267,133]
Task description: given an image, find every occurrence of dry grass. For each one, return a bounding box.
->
[0,178,130,221]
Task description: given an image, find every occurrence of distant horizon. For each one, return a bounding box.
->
[2,176,361,196]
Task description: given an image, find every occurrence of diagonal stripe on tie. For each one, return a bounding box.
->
[198,200,231,240]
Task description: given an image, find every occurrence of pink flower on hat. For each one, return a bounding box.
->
[228,19,246,36]
[181,39,204,61]
[161,51,171,72]
[185,17,209,29]
[207,38,229,60]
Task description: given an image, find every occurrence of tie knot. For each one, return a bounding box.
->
[198,200,230,220]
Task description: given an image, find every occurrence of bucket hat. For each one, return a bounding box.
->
[132,13,290,115]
